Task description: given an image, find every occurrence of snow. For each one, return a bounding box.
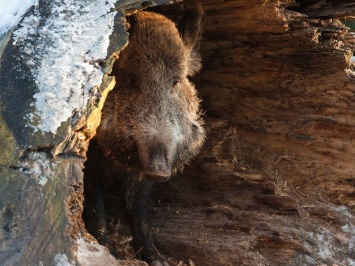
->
[11,0,117,133]
[0,0,38,37]
[54,253,74,266]
[315,231,333,259]
[20,152,57,186]
[77,238,119,266]
[309,205,355,265]
[336,205,355,251]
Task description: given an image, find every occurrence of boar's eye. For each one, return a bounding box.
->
[191,122,200,132]
[132,77,138,85]
[172,79,180,88]
[129,76,140,90]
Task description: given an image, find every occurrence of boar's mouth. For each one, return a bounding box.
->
[144,169,171,182]
[138,141,174,182]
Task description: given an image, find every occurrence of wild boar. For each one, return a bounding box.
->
[83,6,205,266]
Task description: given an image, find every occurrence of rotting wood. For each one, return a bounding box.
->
[96,1,355,265]
[1,0,355,265]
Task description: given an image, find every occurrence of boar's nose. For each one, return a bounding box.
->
[145,160,171,182]
[145,144,171,182]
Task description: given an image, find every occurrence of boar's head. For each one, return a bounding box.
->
[97,9,205,182]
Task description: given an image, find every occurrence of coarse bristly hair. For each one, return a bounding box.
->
[96,7,205,178]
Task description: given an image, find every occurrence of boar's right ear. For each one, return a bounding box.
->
[178,4,205,77]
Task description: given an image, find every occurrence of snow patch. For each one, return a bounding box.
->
[310,205,355,264]
[54,253,74,266]
[77,238,119,266]
[0,0,38,37]
[20,152,56,186]
[335,205,355,261]
[315,231,333,259]
[12,0,117,133]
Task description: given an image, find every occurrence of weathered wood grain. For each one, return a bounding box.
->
[112,0,355,265]
[2,0,355,265]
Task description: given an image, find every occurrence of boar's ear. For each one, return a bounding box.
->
[178,4,205,77]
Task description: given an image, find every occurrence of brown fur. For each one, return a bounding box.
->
[96,10,205,178]
[86,7,205,265]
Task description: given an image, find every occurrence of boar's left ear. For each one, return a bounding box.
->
[178,4,205,77]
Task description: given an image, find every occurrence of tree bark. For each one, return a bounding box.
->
[0,1,173,265]
[1,0,355,266]
[142,1,355,265]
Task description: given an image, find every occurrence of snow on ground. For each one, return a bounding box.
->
[336,205,355,266]
[11,0,117,133]
[0,0,38,37]
[77,238,120,266]
[54,253,74,266]
[309,205,355,265]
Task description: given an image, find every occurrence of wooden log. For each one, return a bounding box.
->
[1,0,355,265]
[0,1,175,265]
[123,1,355,265]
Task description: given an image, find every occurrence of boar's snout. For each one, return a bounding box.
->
[143,143,172,182]
[145,161,171,182]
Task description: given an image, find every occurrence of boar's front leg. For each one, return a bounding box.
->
[126,177,169,266]
[83,140,118,256]
[83,174,108,241]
